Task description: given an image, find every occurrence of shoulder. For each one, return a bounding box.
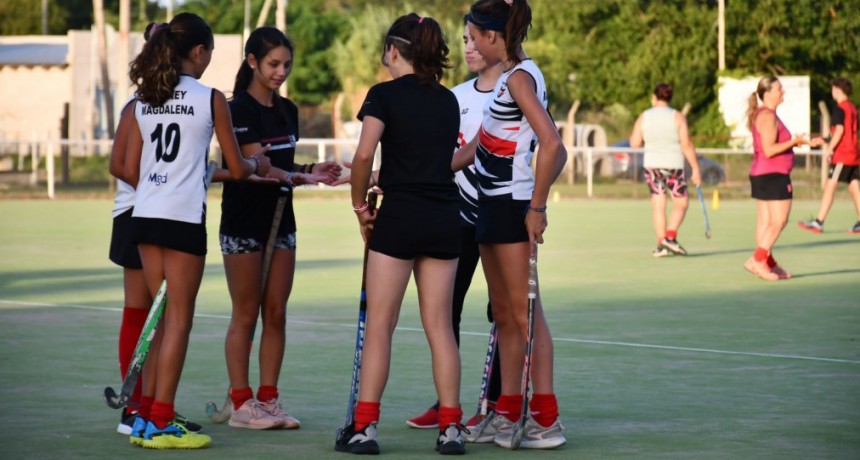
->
[451,78,477,96]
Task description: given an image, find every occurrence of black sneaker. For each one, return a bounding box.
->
[117,410,137,435]
[850,221,860,234]
[335,422,380,455]
[175,412,203,433]
[661,238,687,256]
[436,423,466,455]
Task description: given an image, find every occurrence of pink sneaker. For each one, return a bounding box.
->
[228,399,284,430]
[259,399,300,429]
[406,404,439,429]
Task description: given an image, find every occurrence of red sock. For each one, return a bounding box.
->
[495,394,523,423]
[665,230,677,240]
[138,395,154,420]
[438,405,463,428]
[257,385,278,403]
[753,247,769,263]
[230,387,253,410]
[766,254,776,268]
[529,393,559,427]
[119,307,148,409]
[354,401,381,432]
[150,400,175,429]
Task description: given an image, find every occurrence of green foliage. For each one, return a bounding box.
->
[331,6,396,92]
[286,3,350,106]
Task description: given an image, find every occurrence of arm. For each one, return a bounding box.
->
[350,116,384,242]
[756,110,806,158]
[109,101,136,181]
[507,70,567,250]
[452,135,478,172]
[212,89,270,180]
[676,111,701,187]
[629,113,645,148]
[122,110,143,188]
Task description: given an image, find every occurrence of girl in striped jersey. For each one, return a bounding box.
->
[219,27,341,430]
[119,12,270,449]
[453,0,567,449]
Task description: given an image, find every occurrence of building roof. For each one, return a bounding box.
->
[0,43,68,67]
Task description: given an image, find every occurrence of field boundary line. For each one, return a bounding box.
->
[3,298,859,365]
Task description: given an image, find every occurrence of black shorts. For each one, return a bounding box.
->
[109,208,143,269]
[132,217,207,256]
[828,164,860,184]
[369,194,461,260]
[475,199,529,244]
[750,173,793,200]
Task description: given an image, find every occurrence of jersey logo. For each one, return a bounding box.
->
[461,108,469,115]
[148,172,168,186]
[497,84,507,98]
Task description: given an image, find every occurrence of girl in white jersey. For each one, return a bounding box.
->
[118,13,269,450]
[452,0,566,449]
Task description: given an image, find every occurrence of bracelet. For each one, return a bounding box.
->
[353,202,369,214]
[251,156,260,175]
[306,163,316,174]
[529,204,547,213]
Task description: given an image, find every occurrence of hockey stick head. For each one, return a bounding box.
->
[205,396,233,423]
[104,386,126,409]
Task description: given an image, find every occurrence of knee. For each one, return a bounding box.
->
[262,307,286,330]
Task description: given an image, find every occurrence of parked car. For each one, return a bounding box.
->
[610,140,725,185]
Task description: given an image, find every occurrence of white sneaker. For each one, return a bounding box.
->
[228,399,285,430]
[464,412,513,443]
[494,416,566,449]
[436,423,466,455]
[259,398,300,429]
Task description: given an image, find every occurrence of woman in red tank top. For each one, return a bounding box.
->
[744,76,809,281]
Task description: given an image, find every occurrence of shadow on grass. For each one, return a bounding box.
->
[687,237,860,258]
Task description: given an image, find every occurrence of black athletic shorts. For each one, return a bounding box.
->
[109,208,143,269]
[750,173,793,200]
[369,194,461,260]
[132,217,207,256]
[828,164,860,184]
[475,199,530,244]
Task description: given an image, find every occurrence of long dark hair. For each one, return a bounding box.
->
[129,12,213,107]
[383,13,450,86]
[468,0,531,64]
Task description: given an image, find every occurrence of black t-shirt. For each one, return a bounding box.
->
[358,74,459,201]
[220,91,298,239]
[833,105,845,126]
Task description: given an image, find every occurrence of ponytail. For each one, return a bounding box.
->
[383,13,450,86]
[746,76,779,130]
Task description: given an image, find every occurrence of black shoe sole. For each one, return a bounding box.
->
[436,441,466,455]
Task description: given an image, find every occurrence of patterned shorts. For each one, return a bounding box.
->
[645,168,688,198]
[219,233,297,255]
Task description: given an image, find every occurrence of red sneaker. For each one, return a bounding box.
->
[405,404,439,429]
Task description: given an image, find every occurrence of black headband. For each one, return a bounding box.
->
[467,10,507,32]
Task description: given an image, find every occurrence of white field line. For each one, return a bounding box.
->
[3,298,860,365]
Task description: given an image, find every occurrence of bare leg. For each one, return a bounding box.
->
[259,249,294,386]
[414,256,460,407]
[651,193,667,241]
[667,195,689,234]
[357,251,413,403]
[223,252,262,391]
[848,179,860,221]
[759,199,792,251]
[815,178,839,223]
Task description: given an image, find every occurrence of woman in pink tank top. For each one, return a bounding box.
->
[744,76,809,281]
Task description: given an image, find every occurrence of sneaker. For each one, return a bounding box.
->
[228,399,285,430]
[743,256,778,282]
[464,412,512,443]
[850,221,860,234]
[661,238,687,256]
[117,410,136,435]
[436,423,466,455]
[406,404,439,429]
[652,245,669,258]
[334,422,380,455]
[798,219,824,234]
[259,399,301,429]
[494,417,566,450]
[174,413,202,433]
[141,420,212,450]
[129,415,147,446]
[464,412,486,430]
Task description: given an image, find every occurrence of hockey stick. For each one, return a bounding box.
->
[206,186,291,423]
[696,186,712,240]
[104,279,167,409]
[510,244,538,450]
[335,189,379,450]
[104,162,217,410]
[476,323,498,417]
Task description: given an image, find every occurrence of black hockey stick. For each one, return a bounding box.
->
[510,244,538,449]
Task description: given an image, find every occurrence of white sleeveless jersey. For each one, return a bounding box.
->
[112,97,138,218]
[642,106,684,169]
[132,76,214,224]
[451,78,492,225]
[475,59,547,201]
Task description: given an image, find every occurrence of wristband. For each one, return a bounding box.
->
[529,204,547,213]
[353,202,369,214]
[251,156,260,175]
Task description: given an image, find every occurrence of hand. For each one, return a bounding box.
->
[792,134,809,147]
[690,168,702,187]
[355,207,377,243]
[246,173,280,184]
[809,137,826,148]
[252,146,272,176]
[310,161,343,185]
[290,172,328,186]
[524,207,547,254]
